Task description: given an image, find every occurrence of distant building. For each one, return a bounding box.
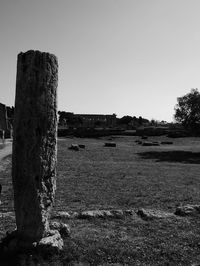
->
[75,113,117,128]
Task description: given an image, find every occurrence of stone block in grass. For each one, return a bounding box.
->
[137,208,175,220]
[142,141,159,146]
[78,144,85,149]
[175,204,200,216]
[68,144,79,151]
[104,142,116,147]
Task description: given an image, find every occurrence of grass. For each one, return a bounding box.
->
[1,136,200,265]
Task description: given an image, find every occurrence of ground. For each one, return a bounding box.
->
[0,136,200,265]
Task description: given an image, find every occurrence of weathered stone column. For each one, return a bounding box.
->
[12,50,58,243]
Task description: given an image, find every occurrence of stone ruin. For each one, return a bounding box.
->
[1,50,63,254]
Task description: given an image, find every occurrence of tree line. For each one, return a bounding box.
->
[4,88,200,135]
[58,112,154,128]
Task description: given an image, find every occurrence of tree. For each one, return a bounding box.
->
[58,111,74,125]
[174,88,200,133]
[118,116,133,125]
[6,106,14,119]
[58,111,83,127]
[138,116,143,125]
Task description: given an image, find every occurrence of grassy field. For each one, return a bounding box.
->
[1,136,200,265]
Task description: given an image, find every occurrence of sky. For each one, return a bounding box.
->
[1,0,200,122]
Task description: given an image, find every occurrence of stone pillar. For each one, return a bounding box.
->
[12,50,58,243]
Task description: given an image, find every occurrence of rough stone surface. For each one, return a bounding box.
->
[123,209,136,216]
[110,209,124,218]
[50,221,70,237]
[0,212,15,218]
[78,210,116,219]
[78,210,110,219]
[37,230,63,253]
[137,208,175,220]
[175,205,200,216]
[78,209,125,219]
[0,230,63,255]
[12,50,58,242]
[53,209,137,220]
[52,207,194,221]
[53,211,72,219]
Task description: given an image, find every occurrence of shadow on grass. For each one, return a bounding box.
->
[0,144,5,150]
[138,151,200,164]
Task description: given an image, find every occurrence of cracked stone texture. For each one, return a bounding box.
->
[137,208,175,220]
[37,230,63,253]
[12,50,58,242]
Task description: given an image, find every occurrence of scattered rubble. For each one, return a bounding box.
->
[175,204,200,216]
[78,144,85,149]
[104,142,116,147]
[137,208,176,220]
[50,221,70,237]
[68,144,79,151]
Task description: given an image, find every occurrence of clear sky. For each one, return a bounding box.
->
[1,0,200,122]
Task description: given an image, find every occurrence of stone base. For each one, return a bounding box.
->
[0,229,63,256]
[36,230,64,254]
